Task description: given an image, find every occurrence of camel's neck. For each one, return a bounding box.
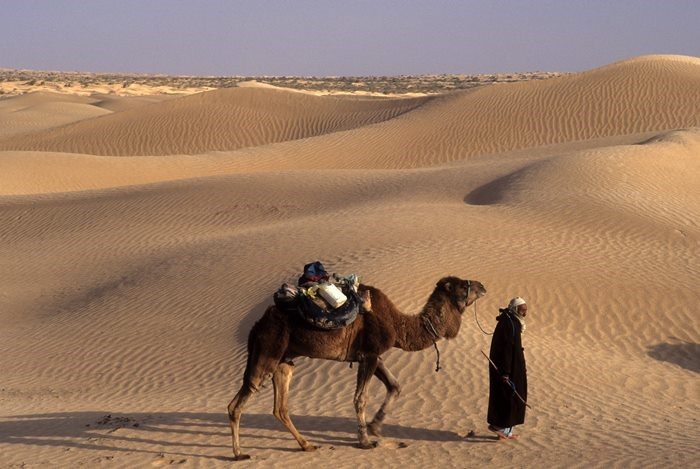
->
[393,294,462,352]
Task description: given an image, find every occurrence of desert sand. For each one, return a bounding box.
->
[0,54,698,468]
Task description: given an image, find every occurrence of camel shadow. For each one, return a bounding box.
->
[647,341,700,373]
[0,411,230,461]
[0,410,469,459]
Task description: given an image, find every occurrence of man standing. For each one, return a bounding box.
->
[487,297,528,440]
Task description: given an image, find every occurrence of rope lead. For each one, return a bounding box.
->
[474,300,493,335]
[432,340,441,372]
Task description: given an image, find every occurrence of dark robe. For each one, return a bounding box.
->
[487,311,527,428]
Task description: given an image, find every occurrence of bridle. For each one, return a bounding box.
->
[452,279,473,313]
[425,280,481,372]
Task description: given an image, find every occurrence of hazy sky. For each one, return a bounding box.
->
[1,0,698,76]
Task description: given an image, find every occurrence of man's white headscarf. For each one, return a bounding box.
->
[508,297,526,333]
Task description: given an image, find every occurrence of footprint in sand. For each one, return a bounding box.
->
[151,457,187,466]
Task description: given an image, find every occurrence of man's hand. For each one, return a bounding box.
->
[501,374,510,384]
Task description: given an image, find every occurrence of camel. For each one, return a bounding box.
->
[227,276,486,460]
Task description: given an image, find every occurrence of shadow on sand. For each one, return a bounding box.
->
[0,410,486,461]
[647,341,700,373]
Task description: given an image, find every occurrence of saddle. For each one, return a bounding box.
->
[273,263,369,330]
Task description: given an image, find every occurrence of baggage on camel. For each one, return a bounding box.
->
[273,261,369,330]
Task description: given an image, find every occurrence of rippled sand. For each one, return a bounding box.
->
[1,55,698,468]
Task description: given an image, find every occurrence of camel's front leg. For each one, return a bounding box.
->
[354,355,379,449]
[272,360,317,452]
[368,358,401,437]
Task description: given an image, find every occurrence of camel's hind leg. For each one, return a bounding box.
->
[368,358,401,437]
[272,360,317,452]
[227,382,255,460]
[354,355,379,449]
[227,354,281,460]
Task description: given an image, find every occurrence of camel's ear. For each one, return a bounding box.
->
[437,278,452,292]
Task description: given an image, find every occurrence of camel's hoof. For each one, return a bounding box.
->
[233,454,251,461]
[302,444,318,452]
[357,440,379,450]
[367,422,382,437]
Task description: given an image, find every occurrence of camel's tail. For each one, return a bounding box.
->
[242,318,262,388]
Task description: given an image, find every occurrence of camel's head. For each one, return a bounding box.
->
[437,277,486,312]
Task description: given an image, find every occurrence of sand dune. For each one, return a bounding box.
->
[242,53,700,169]
[1,54,698,165]
[0,87,431,156]
[0,92,112,139]
[1,55,698,468]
